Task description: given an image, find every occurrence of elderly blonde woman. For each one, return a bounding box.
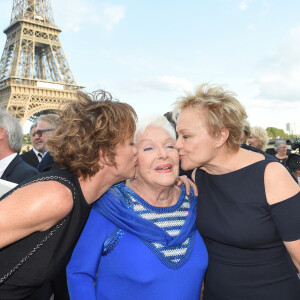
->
[174,84,300,299]
[67,115,208,300]
[247,126,269,151]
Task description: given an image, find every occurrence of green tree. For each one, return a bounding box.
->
[21,133,32,153]
[23,133,31,145]
[266,127,289,139]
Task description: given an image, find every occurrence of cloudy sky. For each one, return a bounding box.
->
[0,0,300,132]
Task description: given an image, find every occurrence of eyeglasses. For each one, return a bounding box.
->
[33,129,54,137]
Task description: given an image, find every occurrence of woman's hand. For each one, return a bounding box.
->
[176,175,198,196]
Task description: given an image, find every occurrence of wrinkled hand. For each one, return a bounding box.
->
[176,175,198,196]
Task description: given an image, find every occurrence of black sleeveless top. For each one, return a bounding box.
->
[0,169,91,299]
[196,153,300,300]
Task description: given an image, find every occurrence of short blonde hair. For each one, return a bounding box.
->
[250,126,269,151]
[173,83,247,152]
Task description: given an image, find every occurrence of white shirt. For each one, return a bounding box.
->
[32,147,43,162]
[0,153,17,177]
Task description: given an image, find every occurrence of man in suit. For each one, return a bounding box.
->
[0,110,39,184]
[34,114,59,172]
[20,123,43,168]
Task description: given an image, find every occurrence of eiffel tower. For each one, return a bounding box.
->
[0,0,83,126]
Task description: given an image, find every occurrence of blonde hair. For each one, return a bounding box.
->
[249,126,269,151]
[173,83,247,152]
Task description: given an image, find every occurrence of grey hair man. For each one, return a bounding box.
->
[34,114,60,154]
[34,114,60,172]
[0,110,38,184]
[20,122,42,167]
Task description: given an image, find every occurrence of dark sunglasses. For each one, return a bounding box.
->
[33,129,54,137]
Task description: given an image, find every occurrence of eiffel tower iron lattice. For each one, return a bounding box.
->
[0,0,84,126]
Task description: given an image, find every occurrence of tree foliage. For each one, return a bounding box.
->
[266,127,296,139]
[23,133,31,145]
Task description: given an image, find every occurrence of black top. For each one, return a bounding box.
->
[0,169,91,300]
[196,152,300,300]
[275,155,287,167]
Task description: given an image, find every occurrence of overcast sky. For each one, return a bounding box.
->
[0,0,300,132]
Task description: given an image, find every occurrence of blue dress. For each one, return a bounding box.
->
[196,153,300,299]
[67,183,208,300]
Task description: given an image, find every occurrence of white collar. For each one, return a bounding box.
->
[32,147,43,161]
[0,153,18,177]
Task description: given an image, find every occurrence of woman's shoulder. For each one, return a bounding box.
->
[8,179,73,207]
[265,162,300,205]
[195,149,267,177]
[90,202,117,227]
[228,148,276,173]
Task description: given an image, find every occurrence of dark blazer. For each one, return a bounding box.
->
[20,149,40,168]
[36,152,55,172]
[1,154,39,184]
